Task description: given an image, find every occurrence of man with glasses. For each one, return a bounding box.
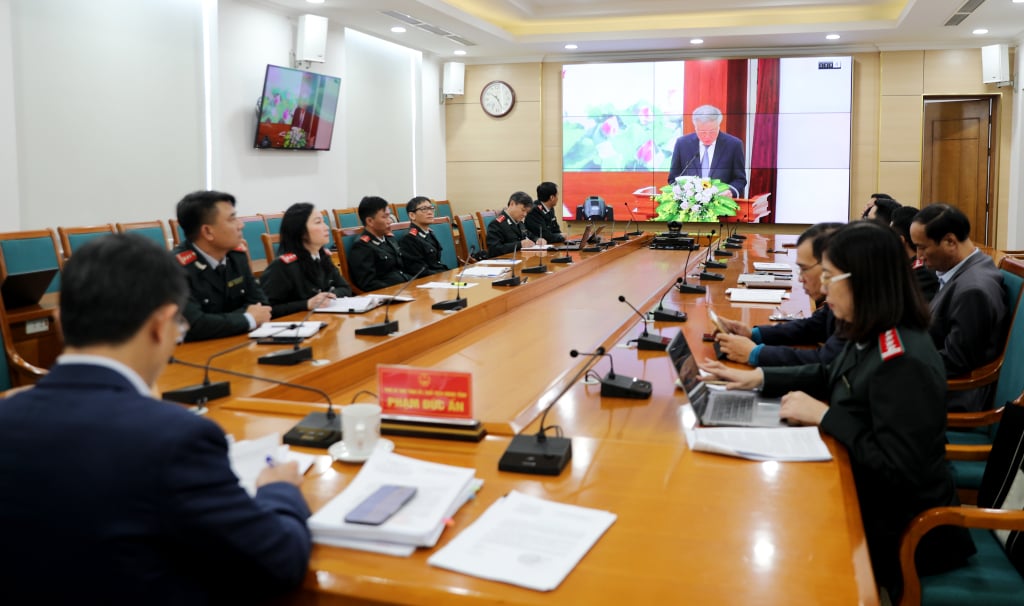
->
[667,104,746,197]
[0,234,312,603]
[715,222,845,366]
[399,196,449,276]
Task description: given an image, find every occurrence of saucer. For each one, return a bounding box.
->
[328,438,394,463]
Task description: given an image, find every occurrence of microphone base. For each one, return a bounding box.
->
[521,265,547,274]
[162,381,230,405]
[611,235,629,241]
[732,234,747,239]
[355,320,399,336]
[550,256,573,264]
[432,297,468,311]
[283,411,342,449]
[601,373,653,399]
[705,260,728,269]
[650,308,688,322]
[713,249,734,257]
[676,282,707,294]
[636,332,672,351]
[498,433,572,476]
[492,276,522,287]
[628,230,643,236]
[258,346,313,366]
[581,246,602,253]
[699,271,725,281]
[724,243,742,249]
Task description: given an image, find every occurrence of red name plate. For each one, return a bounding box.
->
[377,365,473,420]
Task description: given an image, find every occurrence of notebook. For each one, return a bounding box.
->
[1,268,58,309]
[666,330,784,428]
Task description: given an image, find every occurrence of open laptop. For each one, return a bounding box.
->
[558,224,595,251]
[666,330,785,428]
[1,268,58,309]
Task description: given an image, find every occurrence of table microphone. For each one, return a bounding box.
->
[571,347,652,399]
[522,225,547,274]
[162,339,253,405]
[676,153,699,181]
[498,348,606,475]
[623,202,642,236]
[432,260,469,311]
[705,226,728,269]
[492,245,524,286]
[713,221,734,257]
[618,295,672,351]
[355,266,425,336]
[677,239,707,294]
[650,278,688,322]
[257,306,322,366]
[550,225,573,264]
[167,357,340,449]
[700,229,726,280]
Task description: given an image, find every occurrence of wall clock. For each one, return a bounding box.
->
[480,80,515,117]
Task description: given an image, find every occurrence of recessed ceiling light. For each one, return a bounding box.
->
[690,38,704,45]
[564,44,578,50]
[306,0,325,4]
[454,50,467,56]
[391,26,406,33]
[972,28,989,35]
[826,34,840,40]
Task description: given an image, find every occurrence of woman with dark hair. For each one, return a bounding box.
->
[259,203,353,316]
[702,221,974,596]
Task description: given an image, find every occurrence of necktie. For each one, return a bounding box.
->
[700,145,710,179]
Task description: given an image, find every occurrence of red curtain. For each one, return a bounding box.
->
[749,58,780,222]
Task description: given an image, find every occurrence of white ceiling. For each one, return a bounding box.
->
[250,0,1024,61]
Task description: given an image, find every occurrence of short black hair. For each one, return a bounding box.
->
[176,190,236,242]
[871,193,893,200]
[357,196,390,225]
[536,182,558,203]
[61,234,188,347]
[913,203,971,243]
[406,196,432,215]
[871,198,901,224]
[508,191,533,208]
[796,222,844,261]
[278,202,315,255]
[889,205,919,243]
[823,221,929,342]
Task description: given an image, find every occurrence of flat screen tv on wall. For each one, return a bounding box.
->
[254,65,341,151]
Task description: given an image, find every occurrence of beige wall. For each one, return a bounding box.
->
[447,49,1015,247]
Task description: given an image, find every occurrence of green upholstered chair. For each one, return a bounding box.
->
[429,217,458,270]
[115,220,170,250]
[57,224,116,260]
[169,218,186,246]
[454,214,482,262]
[0,229,63,294]
[900,396,1024,605]
[475,210,498,253]
[392,203,409,222]
[332,226,364,293]
[260,233,280,263]
[259,212,284,236]
[333,208,361,229]
[389,221,410,243]
[434,200,453,221]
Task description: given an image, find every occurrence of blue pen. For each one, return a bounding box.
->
[265,455,276,468]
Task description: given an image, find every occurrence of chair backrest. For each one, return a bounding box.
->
[239,215,268,263]
[333,208,361,229]
[0,229,63,294]
[392,203,409,222]
[994,257,1024,409]
[115,220,170,251]
[321,208,334,230]
[454,214,482,262]
[260,233,281,262]
[476,210,498,251]
[389,221,411,243]
[434,200,453,220]
[169,218,186,245]
[332,226,364,293]
[429,217,459,270]
[259,212,284,235]
[57,224,116,260]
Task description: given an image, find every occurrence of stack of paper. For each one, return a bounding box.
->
[462,266,509,278]
[726,288,788,304]
[316,295,414,314]
[752,262,793,272]
[227,433,318,496]
[428,491,616,591]
[684,424,832,462]
[309,451,479,553]
[248,321,324,339]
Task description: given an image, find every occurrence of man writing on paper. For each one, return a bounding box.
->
[667,105,746,198]
[0,234,312,604]
[486,191,536,256]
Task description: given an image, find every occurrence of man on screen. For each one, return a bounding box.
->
[667,105,746,198]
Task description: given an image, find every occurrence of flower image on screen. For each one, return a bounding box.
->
[254,65,341,151]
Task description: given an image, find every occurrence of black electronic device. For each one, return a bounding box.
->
[162,340,253,405]
[492,246,524,286]
[257,307,319,366]
[650,277,688,322]
[650,235,696,250]
[433,261,469,311]
[704,228,727,269]
[571,348,652,399]
[355,267,424,336]
[521,231,547,275]
[550,225,573,264]
[676,242,707,294]
[618,295,672,351]
[699,229,726,280]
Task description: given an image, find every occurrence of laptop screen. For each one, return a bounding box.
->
[666,330,701,394]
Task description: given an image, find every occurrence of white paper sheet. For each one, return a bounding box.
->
[227,433,318,496]
[462,266,509,278]
[248,321,324,339]
[683,421,833,462]
[416,281,480,289]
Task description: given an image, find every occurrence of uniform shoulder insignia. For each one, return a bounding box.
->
[912,258,924,269]
[410,227,420,236]
[496,214,507,223]
[359,234,371,243]
[234,242,248,253]
[176,250,197,266]
[878,328,905,362]
[280,253,298,264]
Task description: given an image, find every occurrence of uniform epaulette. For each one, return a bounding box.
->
[496,214,507,223]
[234,243,248,253]
[359,234,371,243]
[176,250,197,266]
[879,328,905,362]
[410,227,420,236]
[280,253,298,264]
[912,258,924,270]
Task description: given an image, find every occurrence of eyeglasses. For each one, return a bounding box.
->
[175,313,190,345]
[796,262,820,273]
[414,205,435,213]
[820,272,852,287]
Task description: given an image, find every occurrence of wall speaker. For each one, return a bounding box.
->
[443,62,465,96]
[981,44,1010,84]
[297,14,328,64]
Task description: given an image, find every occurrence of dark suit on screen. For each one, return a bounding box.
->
[667,131,747,197]
[0,362,312,605]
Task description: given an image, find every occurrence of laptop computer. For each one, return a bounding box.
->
[666,330,785,428]
[1,268,58,309]
[558,224,595,251]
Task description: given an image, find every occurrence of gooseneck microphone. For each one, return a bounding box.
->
[571,347,652,399]
[355,266,425,336]
[677,240,707,294]
[700,229,726,280]
[618,295,672,351]
[623,202,642,236]
[713,221,734,258]
[492,245,524,286]
[168,357,340,448]
[433,259,470,311]
[162,339,256,405]
[650,278,688,322]
[550,224,573,264]
[257,306,321,366]
[674,153,699,182]
[705,226,728,269]
[498,348,606,475]
[522,224,548,275]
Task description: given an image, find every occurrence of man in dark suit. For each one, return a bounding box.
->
[486,191,536,256]
[0,234,312,604]
[173,190,271,341]
[348,195,413,291]
[525,182,566,244]
[667,105,747,197]
[910,204,1009,411]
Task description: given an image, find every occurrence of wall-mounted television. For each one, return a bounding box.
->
[561,57,852,224]
[254,65,341,151]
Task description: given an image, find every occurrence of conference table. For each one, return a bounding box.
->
[162,231,878,605]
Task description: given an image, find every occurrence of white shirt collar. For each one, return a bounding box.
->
[935,248,979,287]
[192,245,224,269]
[56,353,153,397]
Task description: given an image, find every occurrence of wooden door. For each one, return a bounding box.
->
[921,98,994,245]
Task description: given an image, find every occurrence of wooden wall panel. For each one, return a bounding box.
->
[878,95,923,162]
[880,51,923,96]
[878,161,922,207]
[445,161,542,217]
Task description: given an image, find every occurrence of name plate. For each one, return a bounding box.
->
[378,365,474,420]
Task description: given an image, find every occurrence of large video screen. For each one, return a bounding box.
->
[562,57,852,223]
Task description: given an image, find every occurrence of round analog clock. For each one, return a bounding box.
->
[480,80,515,117]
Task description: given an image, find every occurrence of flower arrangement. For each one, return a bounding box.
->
[653,176,739,222]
